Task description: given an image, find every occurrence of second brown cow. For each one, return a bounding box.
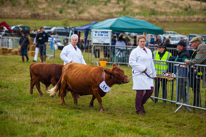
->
[30,63,64,96]
[48,63,130,111]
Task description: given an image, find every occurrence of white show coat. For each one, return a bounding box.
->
[129,46,156,90]
[60,44,86,65]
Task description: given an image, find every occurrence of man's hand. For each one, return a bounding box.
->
[44,42,47,45]
[39,37,42,40]
[185,59,189,64]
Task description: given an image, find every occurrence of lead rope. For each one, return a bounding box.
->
[129,71,155,79]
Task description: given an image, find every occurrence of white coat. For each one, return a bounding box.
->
[60,44,86,65]
[129,46,156,90]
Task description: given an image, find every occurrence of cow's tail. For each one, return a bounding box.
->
[47,75,62,97]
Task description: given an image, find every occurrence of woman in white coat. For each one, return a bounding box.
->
[129,35,156,115]
[60,34,86,65]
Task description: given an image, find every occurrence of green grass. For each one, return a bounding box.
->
[1,18,206,36]
[0,50,206,137]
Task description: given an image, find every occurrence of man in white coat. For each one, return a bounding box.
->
[60,34,86,65]
[129,35,156,115]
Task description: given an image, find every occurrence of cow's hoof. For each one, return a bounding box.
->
[74,102,78,106]
[100,109,105,111]
[30,92,33,95]
[40,94,44,97]
[89,106,94,108]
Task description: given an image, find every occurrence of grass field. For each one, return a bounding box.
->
[0,50,206,137]
[1,18,206,36]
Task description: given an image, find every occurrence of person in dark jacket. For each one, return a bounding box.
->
[154,35,162,45]
[175,40,190,103]
[188,50,201,108]
[36,27,48,63]
[19,31,30,62]
[149,35,154,44]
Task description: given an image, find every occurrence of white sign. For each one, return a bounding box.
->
[92,29,112,44]
[99,81,111,93]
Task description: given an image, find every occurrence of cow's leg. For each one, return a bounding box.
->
[71,92,78,105]
[30,77,35,95]
[93,88,104,111]
[89,95,96,108]
[34,79,43,96]
[60,79,67,105]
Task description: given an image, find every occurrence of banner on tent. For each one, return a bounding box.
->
[91,29,112,44]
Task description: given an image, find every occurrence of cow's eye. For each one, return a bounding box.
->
[115,74,120,77]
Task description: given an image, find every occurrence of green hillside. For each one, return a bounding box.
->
[0,0,206,21]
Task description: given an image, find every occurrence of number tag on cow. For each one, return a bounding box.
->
[99,81,111,93]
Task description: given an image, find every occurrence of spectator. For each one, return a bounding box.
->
[111,35,116,46]
[163,37,166,44]
[129,35,156,115]
[115,34,126,60]
[153,43,172,103]
[133,35,137,46]
[150,35,154,44]
[33,31,40,62]
[165,36,171,44]
[175,40,190,104]
[184,38,188,46]
[60,34,86,65]
[188,49,201,108]
[110,35,117,57]
[180,37,183,41]
[154,35,162,45]
[19,31,30,62]
[185,36,206,115]
[125,34,130,45]
[36,27,48,63]
[17,27,22,37]
[32,29,37,34]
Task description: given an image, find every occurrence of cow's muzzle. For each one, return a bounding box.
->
[124,77,130,83]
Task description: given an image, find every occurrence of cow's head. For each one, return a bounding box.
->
[104,63,130,84]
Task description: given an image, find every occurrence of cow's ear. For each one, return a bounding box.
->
[112,63,118,68]
[104,68,112,75]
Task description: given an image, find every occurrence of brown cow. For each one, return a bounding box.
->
[48,63,130,111]
[30,63,64,96]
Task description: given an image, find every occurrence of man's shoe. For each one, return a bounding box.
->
[33,60,36,62]
[136,110,145,115]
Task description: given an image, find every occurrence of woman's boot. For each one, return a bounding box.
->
[22,56,24,62]
[26,56,29,62]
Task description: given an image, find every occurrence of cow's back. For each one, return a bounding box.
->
[30,63,64,84]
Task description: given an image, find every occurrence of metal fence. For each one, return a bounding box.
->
[0,37,20,49]
[91,45,136,66]
[150,60,206,113]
